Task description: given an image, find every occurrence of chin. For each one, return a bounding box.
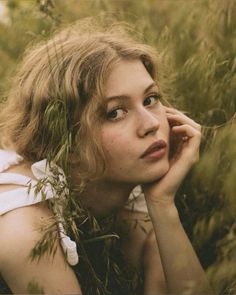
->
[143,161,170,183]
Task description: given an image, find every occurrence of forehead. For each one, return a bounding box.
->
[104,59,156,98]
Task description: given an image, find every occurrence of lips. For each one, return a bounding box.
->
[141,140,167,159]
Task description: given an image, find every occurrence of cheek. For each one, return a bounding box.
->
[101,128,132,159]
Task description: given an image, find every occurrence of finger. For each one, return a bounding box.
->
[164,106,184,114]
[167,113,201,130]
[171,125,201,165]
[169,115,200,130]
[165,106,188,114]
[172,124,201,139]
[165,107,200,125]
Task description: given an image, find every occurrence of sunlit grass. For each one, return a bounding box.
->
[0,0,235,294]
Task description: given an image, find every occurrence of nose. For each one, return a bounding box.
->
[136,108,160,138]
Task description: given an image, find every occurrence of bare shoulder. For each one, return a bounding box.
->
[0,203,82,294]
[0,161,82,293]
[0,159,54,259]
[0,202,54,270]
[0,166,54,240]
[0,160,36,193]
[0,160,56,261]
[0,162,82,293]
[0,201,53,244]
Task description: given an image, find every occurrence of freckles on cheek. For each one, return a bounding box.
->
[101,131,118,155]
[101,130,131,157]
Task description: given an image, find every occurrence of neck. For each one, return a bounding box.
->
[78,179,134,217]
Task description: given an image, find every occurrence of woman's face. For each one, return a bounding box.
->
[100,59,170,185]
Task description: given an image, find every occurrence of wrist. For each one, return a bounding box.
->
[145,193,176,210]
[146,198,180,221]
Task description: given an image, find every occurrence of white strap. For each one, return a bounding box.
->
[58,222,79,266]
[0,172,32,186]
[0,184,79,265]
[0,183,55,215]
[31,159,65,182]
[0,150,23,173]
[0,151,79,266]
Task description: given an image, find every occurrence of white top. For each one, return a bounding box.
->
[0,149,148,266]
[0,149,78,266]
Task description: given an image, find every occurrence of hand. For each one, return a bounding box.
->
[143,107,201,205]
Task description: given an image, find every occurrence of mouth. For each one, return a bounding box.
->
[141,140,167,160]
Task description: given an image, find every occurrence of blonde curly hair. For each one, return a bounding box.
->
[0,18,159,185]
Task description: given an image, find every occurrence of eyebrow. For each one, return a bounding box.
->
[105,82,158,102]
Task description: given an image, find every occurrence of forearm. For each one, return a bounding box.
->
[146,200,213,295]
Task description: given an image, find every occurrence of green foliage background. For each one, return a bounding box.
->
[0,0,235,294]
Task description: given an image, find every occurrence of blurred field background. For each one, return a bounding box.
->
[0,0,235,294]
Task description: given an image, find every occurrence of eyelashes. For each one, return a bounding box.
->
[107,106,128,121]
[143,93,162,106]
[106,93,162,122]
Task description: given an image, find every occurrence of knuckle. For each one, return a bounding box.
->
[196,123,202,131]
[195,130,202,138]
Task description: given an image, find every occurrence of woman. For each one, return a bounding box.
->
[0,19,213,294]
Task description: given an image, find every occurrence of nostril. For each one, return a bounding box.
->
[136,109,160,138]
[144,127,157,137]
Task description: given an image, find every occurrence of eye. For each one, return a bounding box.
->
[107,107,128,121]
[143,94,161,107]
